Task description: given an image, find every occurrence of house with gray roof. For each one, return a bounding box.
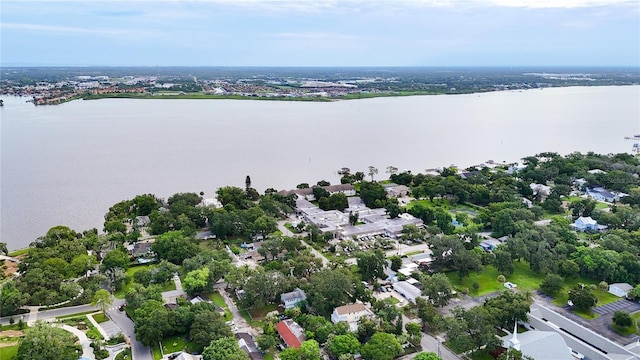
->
[609,283,634,298]
[393,281,423,304]
[281,288,307,309]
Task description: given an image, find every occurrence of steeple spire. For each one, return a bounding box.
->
[508,319,520,351]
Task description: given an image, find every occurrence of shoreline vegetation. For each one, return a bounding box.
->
[3,150,640,360]
[28,84,640,105]
[3,66,638,106]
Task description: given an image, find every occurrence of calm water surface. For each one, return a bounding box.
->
[1,86,639,250]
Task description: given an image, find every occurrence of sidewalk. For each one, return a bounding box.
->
[57,324,96,360]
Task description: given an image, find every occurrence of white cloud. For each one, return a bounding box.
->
[1,23,159,36]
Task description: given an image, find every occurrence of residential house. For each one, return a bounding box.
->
[586,187,627,203]
[126,240,154,258]
[530,183,551,201]
[236,333,264,360]
[571,216,606,232]
[384,184,410,198]
[608,283,634,298]
[330,303,374,332]
[281,288,307,309]
[276,319,305,348]
[325,184,356,196]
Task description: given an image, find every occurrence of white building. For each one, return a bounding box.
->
[330,303,374,332]
[392,281,423,304]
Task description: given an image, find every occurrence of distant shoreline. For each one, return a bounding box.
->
[32,84,639,105]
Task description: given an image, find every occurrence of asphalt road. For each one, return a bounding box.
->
[107,303,153,360]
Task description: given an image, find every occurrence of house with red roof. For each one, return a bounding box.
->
[276,319,305,349]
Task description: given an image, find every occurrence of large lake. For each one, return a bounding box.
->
[1,86,639,250]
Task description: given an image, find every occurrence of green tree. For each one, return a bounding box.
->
[17,321,79,360]
[357,250,385,282]
[0,280,30,316]
[483,290,531,329]
[183,267,211,295]
[91,289,113,315]
[568,286,597,312]
[326,333,361,359]
[0,242,8,255]
[613,311,632,328]
[100,248,130,271]
[361,332,403,360]
[306,269,355,316]
[202,336,249,360]
[190,310,233,351]
[414,353,443,360]
[256,334,277,352]
[152,231,199,264]
[494,249,515,275]
[133,300,169,346]
[421,273,454,307]
[300,339,322,360]
[540,274,564,296]
[388,255,402,271]
[216,186,248,209]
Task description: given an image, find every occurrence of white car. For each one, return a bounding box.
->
[504,282,517,289]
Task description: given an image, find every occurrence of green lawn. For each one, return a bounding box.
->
[91,312,109,324]
[595,202,609,210]
[206,292,233,321]
[152,335,196,360]
[8,248,29,257]
[249,304,279,320]
[404,198,442,211]
[446,261,544,296]
[0,343,19,360]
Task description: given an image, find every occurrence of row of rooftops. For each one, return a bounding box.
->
[295,196,423,239]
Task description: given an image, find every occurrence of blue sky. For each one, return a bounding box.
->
[1,0,639,67]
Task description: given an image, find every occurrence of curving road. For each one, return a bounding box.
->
[107,305,152,360]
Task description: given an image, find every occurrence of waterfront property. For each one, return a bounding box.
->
[295,197,423,239]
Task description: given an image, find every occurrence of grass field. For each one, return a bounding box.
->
[0,343,19,360]
[446,261,544,296]
[152,335,195,360]
[447,261,622,315]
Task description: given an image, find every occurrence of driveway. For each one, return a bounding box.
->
[107,305,153,360]
[219,288,257,336]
